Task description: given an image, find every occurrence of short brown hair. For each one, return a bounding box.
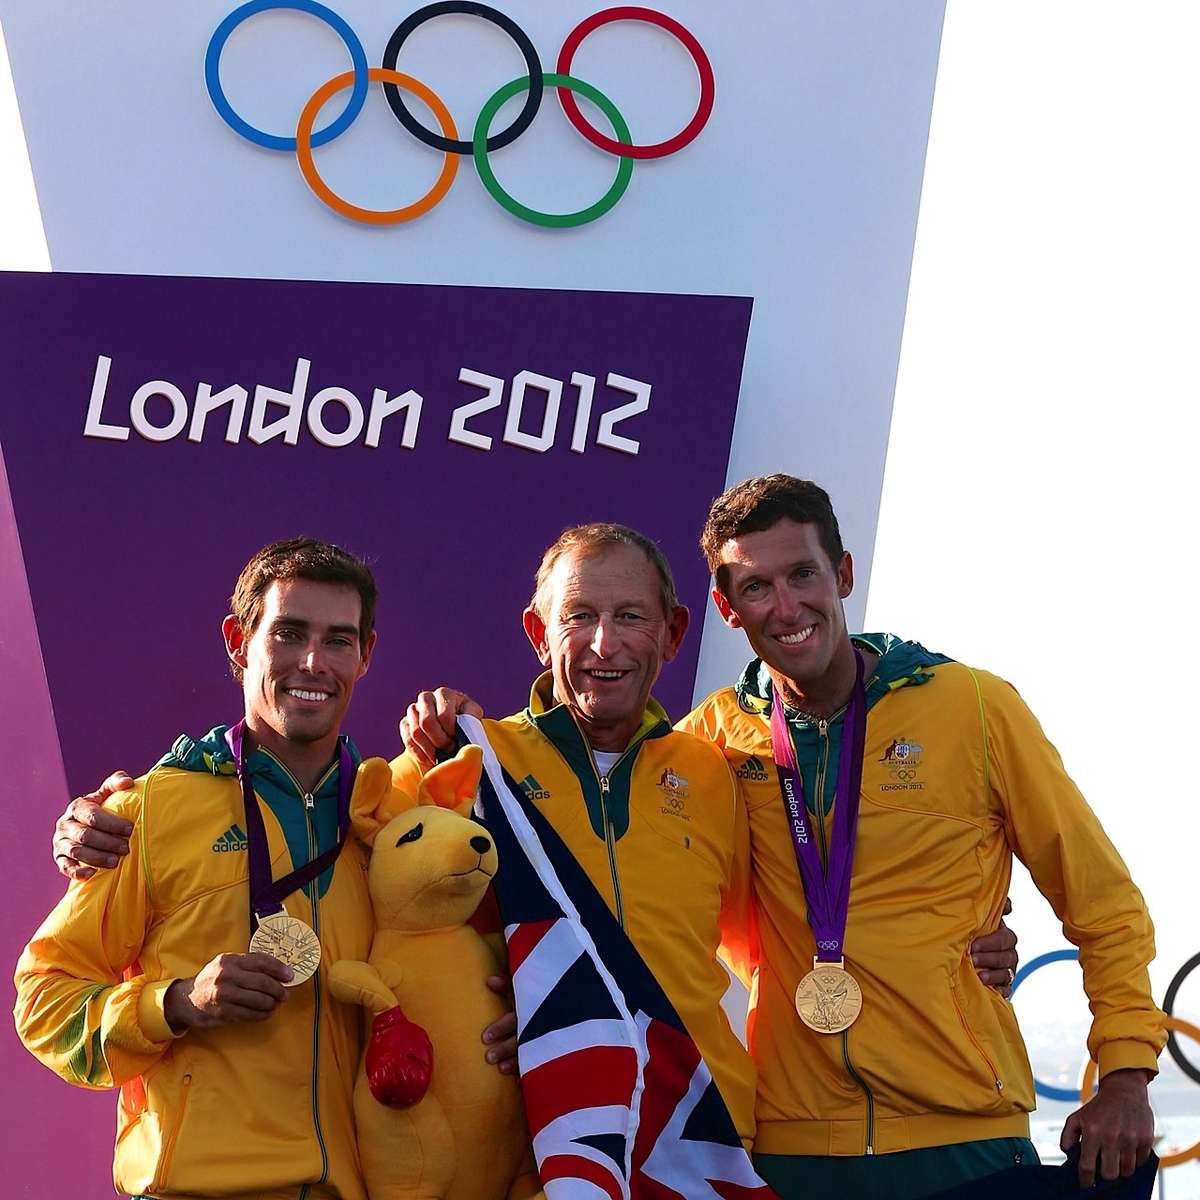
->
[229,537,378,678]
[701,475,845,588]
[531,523,678,619]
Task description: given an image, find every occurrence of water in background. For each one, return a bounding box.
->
[1026,1034,1199,1199]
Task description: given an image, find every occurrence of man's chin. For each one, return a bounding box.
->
[759,643,822,683]
[571,693,651,736]
[275,716,335,745]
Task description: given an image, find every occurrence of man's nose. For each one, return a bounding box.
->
[590,616,620,656]
[299,642,325,671]
[774,582,806,624]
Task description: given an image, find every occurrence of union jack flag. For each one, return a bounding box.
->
[459,717,777,1200]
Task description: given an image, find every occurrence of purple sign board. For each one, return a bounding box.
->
[0,270,748,1195]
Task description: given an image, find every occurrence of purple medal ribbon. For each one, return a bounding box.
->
[225,720,354,922]
[768,650,867,963]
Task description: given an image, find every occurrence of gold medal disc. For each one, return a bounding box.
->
[795,962,862,1034]
[249,913,322,987]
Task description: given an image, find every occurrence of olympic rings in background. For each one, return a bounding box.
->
[1164,951,1200,1084]
[297,68,459,225]
[555,7,713,160]
[1011,946,1200,1170]
[381,2,542,155]
[204,1,714,227]
[474,73,633,228]
[206,0,370,151]
[1009,949,1085,1102]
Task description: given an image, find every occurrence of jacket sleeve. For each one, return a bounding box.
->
[978,670,1165,1078]
[13,782,179,1090]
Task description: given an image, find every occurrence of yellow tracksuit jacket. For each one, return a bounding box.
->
[680,635,1165,1157]
[391,673,759,1146]
[14,732,380,1200]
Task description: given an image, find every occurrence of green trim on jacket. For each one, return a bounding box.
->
[733,634,953,817]
[158,724,361,897]
[524,674,671,840]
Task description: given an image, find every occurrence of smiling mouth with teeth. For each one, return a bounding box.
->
[586,669,629,680]
[285,688,332,703]
[776,627,815,646]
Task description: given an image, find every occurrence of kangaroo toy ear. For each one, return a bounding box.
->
[352,757,418,847]
[420,744,483,817]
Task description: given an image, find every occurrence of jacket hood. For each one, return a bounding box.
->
[156,724,361,777]
[157,725,240,776]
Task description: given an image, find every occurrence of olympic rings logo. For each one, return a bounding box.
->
[204,1,714,228]
[1011,949,1200,1168]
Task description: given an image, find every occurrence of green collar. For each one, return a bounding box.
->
[734,632,954,720]
[157,724,361,897]
[524,672,671,839]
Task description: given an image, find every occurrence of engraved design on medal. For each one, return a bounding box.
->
[249,913,322,987]
[795,964,862,1034]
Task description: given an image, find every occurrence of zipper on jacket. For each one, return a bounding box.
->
[303,790,331,1191]
[813,719,831,867]
[566,735,636,932]
[840,1033,875,1154]
[151,1071,193,1192]
[951,984,1005,1094]
[258,747,339,800]
[596,768,627,929]
[247,747,338,1197]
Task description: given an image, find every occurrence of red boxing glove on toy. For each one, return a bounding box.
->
[366,1006,434,1107]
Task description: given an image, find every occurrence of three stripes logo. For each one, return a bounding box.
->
[737,754,770,782]
[212,824,249,853]
[518,774,551,802]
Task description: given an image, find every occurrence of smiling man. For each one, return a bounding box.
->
[15,537,382,1200]
[680,474,1166,1197]
[394,521,762,1151]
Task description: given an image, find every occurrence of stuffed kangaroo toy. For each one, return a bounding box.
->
[332,745,543,1200]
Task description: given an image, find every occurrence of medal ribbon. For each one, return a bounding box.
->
[225,720,354,922]
[769,650,867,963]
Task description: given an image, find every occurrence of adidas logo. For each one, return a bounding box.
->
[737,755,770,782]
[518,774,551,802]
[212,824,248,853]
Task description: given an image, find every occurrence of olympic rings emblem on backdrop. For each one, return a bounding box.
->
[204,1,714,228]
[1011,948,1200,1168]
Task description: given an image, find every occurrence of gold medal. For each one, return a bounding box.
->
[249,913,322,987]
[795,959,862,1034]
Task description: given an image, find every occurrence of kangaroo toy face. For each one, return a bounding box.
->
[369,804,497,931]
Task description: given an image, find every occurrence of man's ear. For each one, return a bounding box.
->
[222,614,249,671]
[661,604,690,664]
[711,586,742,631]
[836,551,855,600]
[522,606,551,666]
[358,629,378,677]
[421,745,483,817]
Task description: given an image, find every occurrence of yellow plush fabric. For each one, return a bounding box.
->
[330,747,543,1200]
